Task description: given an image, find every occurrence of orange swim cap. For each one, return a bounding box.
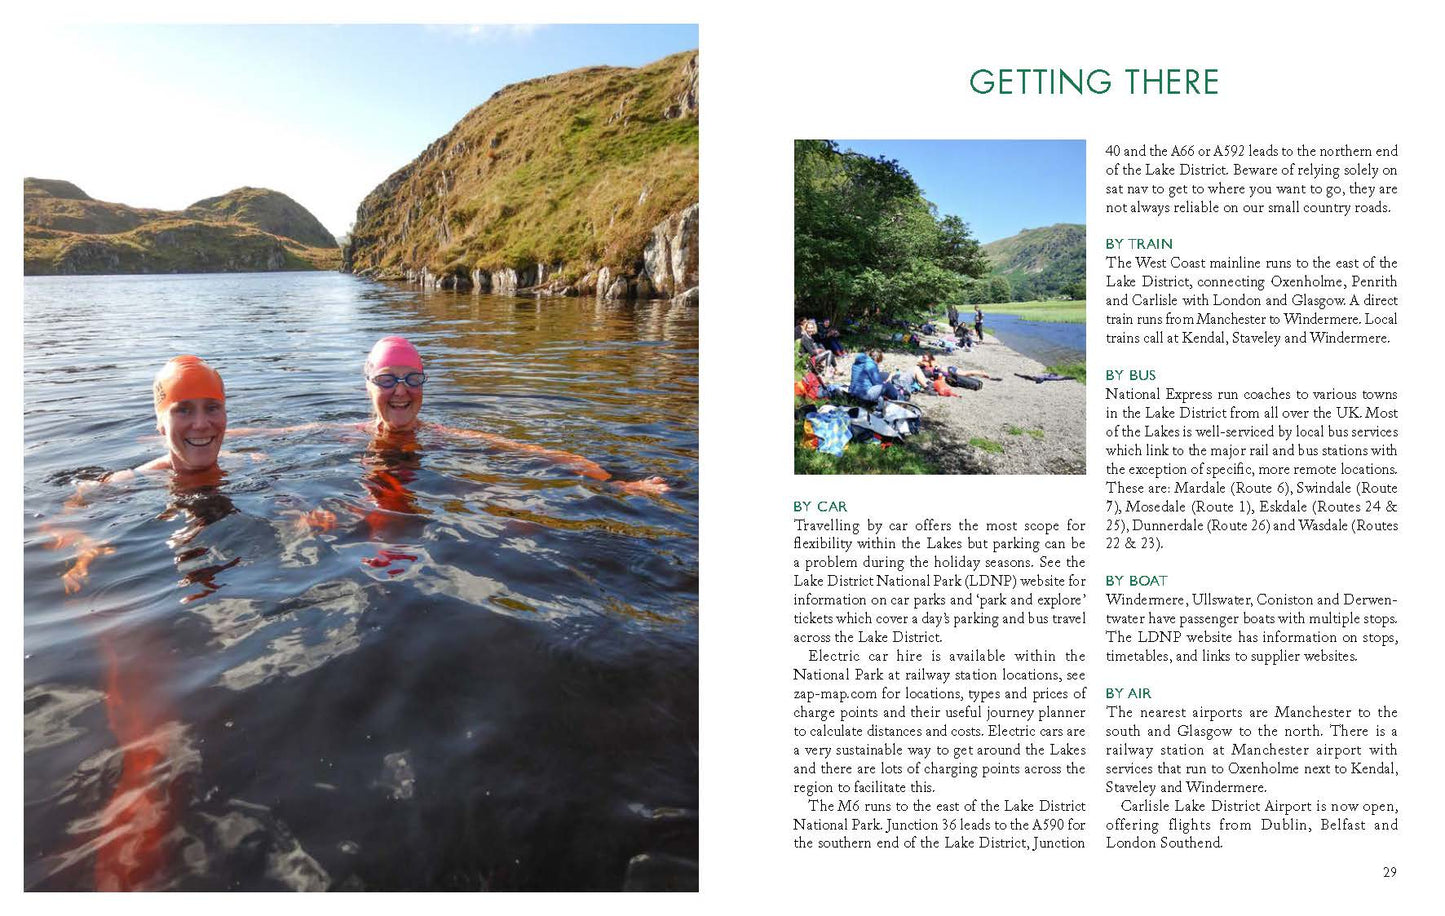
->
[153,356,225,417]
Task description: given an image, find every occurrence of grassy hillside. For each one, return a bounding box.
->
[344,50,699,289]
[981,223,1085,300]
[186,187,337,248]
[25,220,337,275]
[23,178,340,275]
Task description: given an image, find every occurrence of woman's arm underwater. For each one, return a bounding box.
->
[431,423,670,495]
[46,465,155,592]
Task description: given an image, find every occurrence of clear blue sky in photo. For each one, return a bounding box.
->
[18,24,699,238]
[833,140,1085,244]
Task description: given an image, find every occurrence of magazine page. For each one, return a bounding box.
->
[7,0,1440,911]
[721,2,1438,913]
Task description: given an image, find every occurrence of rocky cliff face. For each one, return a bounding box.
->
[23,179,339,275]
[343,50,698,302]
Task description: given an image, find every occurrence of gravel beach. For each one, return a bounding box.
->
[866,335,1085,474]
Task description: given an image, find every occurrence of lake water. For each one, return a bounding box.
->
[984,314,1086,366]
[23,272,698,890]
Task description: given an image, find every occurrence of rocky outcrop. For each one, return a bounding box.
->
[365,204,699,304]
[342,50,698,301]
[640,203,699,298]
[663,52,699,120]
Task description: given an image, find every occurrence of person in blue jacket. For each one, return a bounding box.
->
[849,349,905,403]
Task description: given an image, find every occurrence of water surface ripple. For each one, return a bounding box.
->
[24,272,698,891]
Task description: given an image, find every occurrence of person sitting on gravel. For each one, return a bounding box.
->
[849,349,906,403]
[797,319,843,375]
[818,317,846,357]
[912,353,944,388]
[799,320,839,378]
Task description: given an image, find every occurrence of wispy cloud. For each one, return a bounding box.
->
[429,24,548,44]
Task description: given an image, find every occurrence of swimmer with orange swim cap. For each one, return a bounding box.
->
[52,356,230,591]
[360,335,668,495]
[141,355,228,475]
[44,356,232,888]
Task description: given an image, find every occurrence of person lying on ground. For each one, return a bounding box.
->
[947,364,993,381]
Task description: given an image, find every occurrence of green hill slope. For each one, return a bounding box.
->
[344,50,699,299]
[186,187,337,248]
[981,223,1085,299]
[23,178,339,275]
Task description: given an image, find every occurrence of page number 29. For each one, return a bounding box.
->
[1383,866,1397,878]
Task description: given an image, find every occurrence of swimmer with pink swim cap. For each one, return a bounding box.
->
[360,335,668,495]
[364,336,427,434]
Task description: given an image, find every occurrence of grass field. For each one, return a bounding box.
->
[972,300,1086,324]
[794,423,938,474]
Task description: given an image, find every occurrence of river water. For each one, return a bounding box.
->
[23,272,698,890]
[984,314,1086,366]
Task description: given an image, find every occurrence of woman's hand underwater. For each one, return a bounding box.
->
[614,476,670,496]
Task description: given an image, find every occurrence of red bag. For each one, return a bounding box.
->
[802,371,824,399]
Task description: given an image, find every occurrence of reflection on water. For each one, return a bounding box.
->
[985,314,1086,366]
[24,273,698,890]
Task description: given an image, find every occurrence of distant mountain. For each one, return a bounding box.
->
[981,223,1085,299]
[23,179,339,275]
[345,50,699,300]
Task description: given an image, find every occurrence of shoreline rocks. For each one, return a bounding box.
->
[355,204,699,305]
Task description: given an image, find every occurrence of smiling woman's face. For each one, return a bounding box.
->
[161,397,226,472]
[368,365,424,433]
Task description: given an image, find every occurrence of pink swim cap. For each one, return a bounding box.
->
[365,336,423,376]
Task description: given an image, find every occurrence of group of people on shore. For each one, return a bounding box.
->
[795,306,990,405]
[948,302,986,349]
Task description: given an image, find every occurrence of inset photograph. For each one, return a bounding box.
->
[795,139,1085,474]
[23,24,697,892]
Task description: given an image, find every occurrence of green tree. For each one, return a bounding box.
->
[795,141,988,324]
[986,275,1011,304]
[1011,275,1035,301]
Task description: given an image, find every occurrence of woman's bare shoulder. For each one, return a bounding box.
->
[128,457,171,476]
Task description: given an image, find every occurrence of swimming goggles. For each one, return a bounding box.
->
[369,372,427,389]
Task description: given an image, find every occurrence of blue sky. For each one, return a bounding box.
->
[833,140,1085,244]
[17,24,698,238]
